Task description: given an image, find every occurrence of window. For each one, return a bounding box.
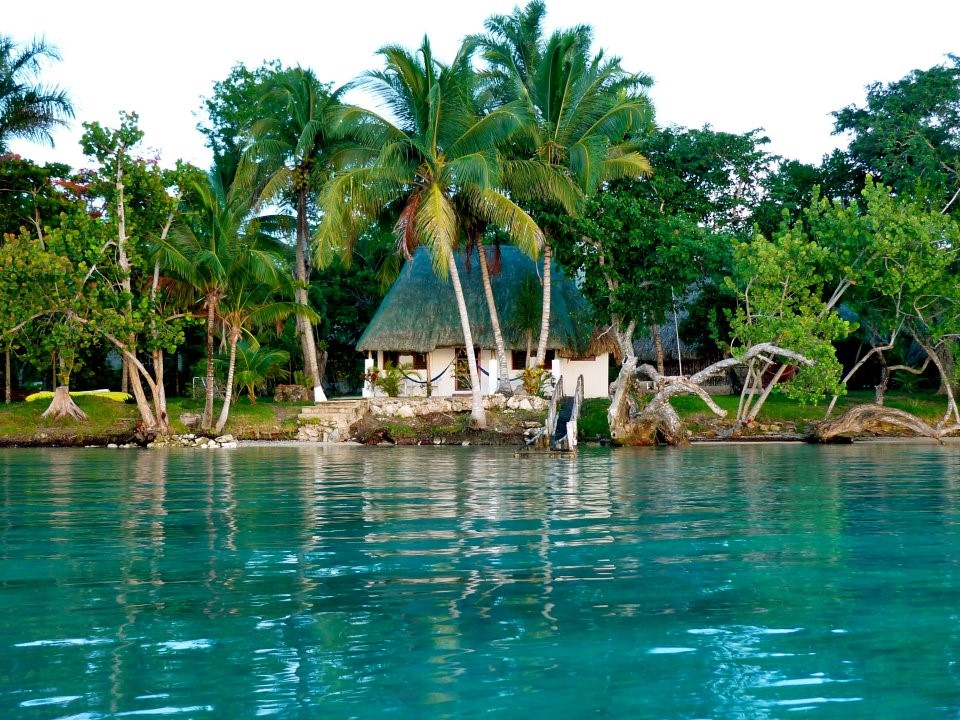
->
[382,351,427,370]
[512,349,554,368]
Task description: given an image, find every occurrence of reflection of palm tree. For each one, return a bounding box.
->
[475,1,653,366]
[318,37,542,428]
[0,35,73,153]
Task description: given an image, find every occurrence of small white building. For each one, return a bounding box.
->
[357,247,612,399]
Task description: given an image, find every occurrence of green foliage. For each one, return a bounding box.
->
[372,361,418,398]
[550,126,772,353]
[199,60,286,181]
[726,223,853,406]
[577,397,611,438]
[0,35,74,153]
[833,55,960,210]
[805,178,960,391]
[0,156,72,237]
[520,365,551,395]
[216,338,289,403]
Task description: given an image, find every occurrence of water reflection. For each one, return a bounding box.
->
[2,443,960,717]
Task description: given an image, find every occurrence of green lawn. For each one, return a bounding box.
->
[0,395,311,444]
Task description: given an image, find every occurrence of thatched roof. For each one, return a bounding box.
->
[632,317,700,361]
[357,246,596,354]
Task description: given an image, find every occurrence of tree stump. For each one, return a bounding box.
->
[41,386,87,421]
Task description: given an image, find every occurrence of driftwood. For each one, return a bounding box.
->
[41,386,87,421]
[812,404,960,443]
[609,344,814,446]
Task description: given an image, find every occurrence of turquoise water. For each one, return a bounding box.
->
[2,444,960,718]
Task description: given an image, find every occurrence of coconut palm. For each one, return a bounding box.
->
[163,169,295,431]
[218,337,289,404]
[475,1,654,366]
[245,67,346,397]
[0,35,74,153]
[213,274,316,433]
[316,36,546,428]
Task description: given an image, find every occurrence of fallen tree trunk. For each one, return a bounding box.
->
[811,404,957,443]
[41,386,87,421]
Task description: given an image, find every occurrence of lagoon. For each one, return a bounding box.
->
[3,443,960,718]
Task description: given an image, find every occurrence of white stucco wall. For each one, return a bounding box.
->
[557,354,610,399]
[369,348,608,399]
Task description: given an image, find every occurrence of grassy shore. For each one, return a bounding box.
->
[578,390,951,440]
[0,389,950,446]
[0,396,311,446]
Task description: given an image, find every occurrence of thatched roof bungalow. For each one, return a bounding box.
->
[357,247,612,398]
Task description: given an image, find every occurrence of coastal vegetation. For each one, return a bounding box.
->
[1,17,959,445]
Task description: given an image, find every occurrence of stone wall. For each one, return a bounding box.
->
[296,394,548,443]
[367,394,547,418]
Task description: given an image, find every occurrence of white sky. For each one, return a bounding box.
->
[6,0,960,171]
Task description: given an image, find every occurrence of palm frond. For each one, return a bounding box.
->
[414,183,458,278]
[501,158,584,214]
[465,187,543,258]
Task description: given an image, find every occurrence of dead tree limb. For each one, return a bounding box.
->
[608,344,813,446]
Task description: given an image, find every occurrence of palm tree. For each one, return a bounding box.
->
[213,273,316,433]
[475,2,654,366]
[163,169,293,431]
[0,35,74,153]
[317,36,544,428]
[245,67,345,399]
[218,337,289,404]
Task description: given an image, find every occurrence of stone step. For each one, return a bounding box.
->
[297,399,369,425]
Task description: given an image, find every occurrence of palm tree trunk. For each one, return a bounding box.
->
[534,241,552,367]
[5,348,10,405]
[202,293,217,431]
[475,238,513,395]
[448,254,486,428]
[651,322,665,375]
[215,333,239,434]
[296,190,322,397]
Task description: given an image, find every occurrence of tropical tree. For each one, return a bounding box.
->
[0,35,74,153]
[832,55,960,212]
[218,337,289,404]
[475,0,654,367]
[198,60,285,183]
[212,271,315,433]
[317,36,544,428]
[246,66,345,398]
[549,126,774,374]
[164,169,291,431]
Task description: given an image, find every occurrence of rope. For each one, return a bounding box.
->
[398,359,524,385]
[478,364,525,382]
[399,359,454,385]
